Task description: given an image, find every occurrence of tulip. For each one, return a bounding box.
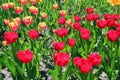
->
[38,22,47,30]
[86,7,94,14]
[107,30,118,42]
[53,4,58,10]
[23,16,33,25]
[28,29,39,39]
[80,28,90,40]
[53,41,64,51]
[2,3,9,10]
[4,32,18,44]
[15,7,23,14]
[55,27,68,37]
[88,53,102,66]
[60,10,66,17]
[16,50,34,63]
[54,52,69,66]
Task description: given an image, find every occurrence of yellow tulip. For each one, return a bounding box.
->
[107,0,120,6]
[38,0,42,3]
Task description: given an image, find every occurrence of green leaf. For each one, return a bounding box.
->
[1,55,16,76]
[48,65,59,80]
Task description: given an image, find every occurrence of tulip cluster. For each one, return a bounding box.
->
[74,53,102,74]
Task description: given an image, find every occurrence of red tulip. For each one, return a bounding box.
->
[73,22,81,30]
[107,19,116,28]
[73,57,83,67]
[86,14,94,21]
[54,52,69,66]
[116,23,120,28]
[116,26,120,37]
[55,27,68,37]
[28,29,39,39]
[97,20,107,29]
[88,53,102,66]
[68,38,76,47]
[86,7,94,14]
[74,15,81,22]
[93,14,99,20]
[104,14,112,20]
[53,41,64,51]
[112,14,119,21]
[58,17,66,25]
[4,32,18,44]
[79,58,92,74]
[80,28,90,40]
[16,50,34,63]
[107,30,118,42]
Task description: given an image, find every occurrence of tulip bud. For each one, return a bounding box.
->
[66,19,72,26]
[40,13,47,19]
[86,7,94,14]
[60,10,66,17]
[53,4,58,10]
[38,22,47,30]
[2,41,7,46]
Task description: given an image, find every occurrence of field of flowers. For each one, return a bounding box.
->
[0,0,120,80]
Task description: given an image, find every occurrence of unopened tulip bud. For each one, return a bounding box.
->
[60,10,66,17]
[2,41,7,46]
[66,19,72,26]
[53,4,58,10]
[38,22,47,30]
[40,13,47,19]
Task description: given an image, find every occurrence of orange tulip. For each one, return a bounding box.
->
[2,41,7,46]
[107,0,120,6]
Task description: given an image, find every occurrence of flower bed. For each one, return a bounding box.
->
[0,0,120,80]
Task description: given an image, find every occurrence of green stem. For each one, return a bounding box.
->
[59,67,62,80]
[85,41,88,56]
[25,64,30,80]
